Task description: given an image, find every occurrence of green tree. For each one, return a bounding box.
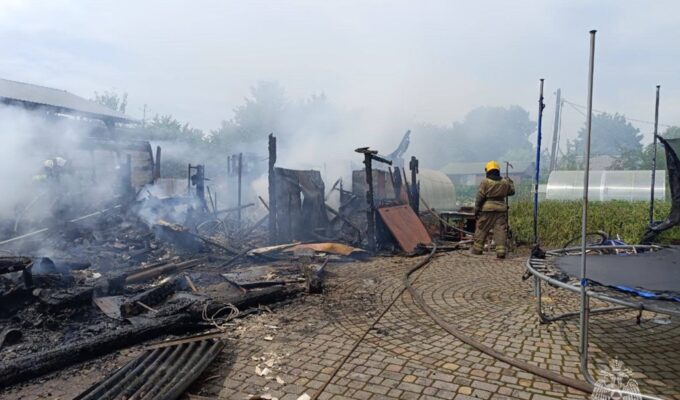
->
[143,114,204,143]
[412,105,536,169]
[663,126,680,140]
[211,81,288,146]
[573,113,642,156]
[458,105,536,162]
[557,139,583,169]
[611,126,680,170]
[92,90,128,113]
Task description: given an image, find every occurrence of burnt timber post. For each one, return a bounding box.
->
[237,152,243,228]
[188,164,208,211]
[355,147,392,251]
[121,154,133,202]
[268,134,277,244]
[409,156,419,213]
[196,165,206,209]
[364,153,375,251]
[153,146,162,181]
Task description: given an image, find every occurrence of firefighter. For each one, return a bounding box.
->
[471,160,515,258]
[33,157,72,220]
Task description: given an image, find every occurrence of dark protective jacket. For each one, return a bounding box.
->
[475,175,515,213]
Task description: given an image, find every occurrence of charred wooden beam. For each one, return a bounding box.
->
[304,259,327,294]
[120,280,176,317]
[0,284,303,388]
[125,257,208,284]
[0,257,32,275]
[268,133,277,244]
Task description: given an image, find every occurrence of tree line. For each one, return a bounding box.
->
[93,83,679,176]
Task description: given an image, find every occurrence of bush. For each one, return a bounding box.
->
[507,199,680,248]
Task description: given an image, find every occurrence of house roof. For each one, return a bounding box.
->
[440,161,534,176]
[0,78,134,123]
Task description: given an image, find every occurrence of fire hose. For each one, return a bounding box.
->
[313,243,594,399]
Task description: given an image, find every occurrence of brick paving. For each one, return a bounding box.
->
[187,252,680,399]
[3,251,680,399]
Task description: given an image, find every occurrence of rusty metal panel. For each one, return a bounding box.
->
[377,205,432,253]
[74,336,225,400]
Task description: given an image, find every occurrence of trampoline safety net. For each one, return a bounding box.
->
[642,136,680,243]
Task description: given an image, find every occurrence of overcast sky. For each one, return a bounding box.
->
[1,0,678,145]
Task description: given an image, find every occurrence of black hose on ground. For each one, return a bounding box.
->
[311,244,439,400]
[404,251,594,394]
[314,243,593,399]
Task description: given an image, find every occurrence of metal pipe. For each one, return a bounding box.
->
[650,85,661,225]
[579,29,597,378]
[532,79,546,246]
[549,88,562,172]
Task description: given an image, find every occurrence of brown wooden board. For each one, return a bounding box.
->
[377,205,432,253]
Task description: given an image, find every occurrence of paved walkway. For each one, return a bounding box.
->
[4,251,679,399]
[189,251,680,399]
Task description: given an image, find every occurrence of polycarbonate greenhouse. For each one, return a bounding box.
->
[546,170,666,201]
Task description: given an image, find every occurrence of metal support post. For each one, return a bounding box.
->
[579,29,597,381]
[650,85,661,225]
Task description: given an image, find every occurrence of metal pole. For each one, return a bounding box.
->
[579,29,597,376]
[532,79,545,247]
[650,85,661,225]
[237,152,243,228]
[549,89,562,172]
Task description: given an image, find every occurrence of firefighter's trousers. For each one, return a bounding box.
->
[473,211,508,256]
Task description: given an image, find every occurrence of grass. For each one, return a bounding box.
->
[455,181,679,247]
[506,199,680,248]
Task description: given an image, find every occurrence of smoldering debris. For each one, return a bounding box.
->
[0,106,461,399]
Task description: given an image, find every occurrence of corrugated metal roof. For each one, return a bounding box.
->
[440,161,534,176]
[377,204,432,253]
[0,78,133,123]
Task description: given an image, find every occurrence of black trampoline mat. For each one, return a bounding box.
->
[555,247,680,292]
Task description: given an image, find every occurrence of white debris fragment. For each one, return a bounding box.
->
[297,394,311,400]
[263,335,273,341]
[276,376,285,385]
[256,366,271,377]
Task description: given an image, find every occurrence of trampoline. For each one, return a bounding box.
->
[525,64,680,396]
[525,135,680,399]
[528,245,680,319]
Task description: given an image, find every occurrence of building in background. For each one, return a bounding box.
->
[440,161,534,186]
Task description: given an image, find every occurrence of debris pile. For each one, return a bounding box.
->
[0,132,455,399]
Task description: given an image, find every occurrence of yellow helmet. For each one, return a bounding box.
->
[485,160,500,172]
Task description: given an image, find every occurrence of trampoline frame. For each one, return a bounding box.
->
[526,244,680,397]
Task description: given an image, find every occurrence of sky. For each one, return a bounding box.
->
[1,0,679,148]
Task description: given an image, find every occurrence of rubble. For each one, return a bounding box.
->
[0,132,457,398]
